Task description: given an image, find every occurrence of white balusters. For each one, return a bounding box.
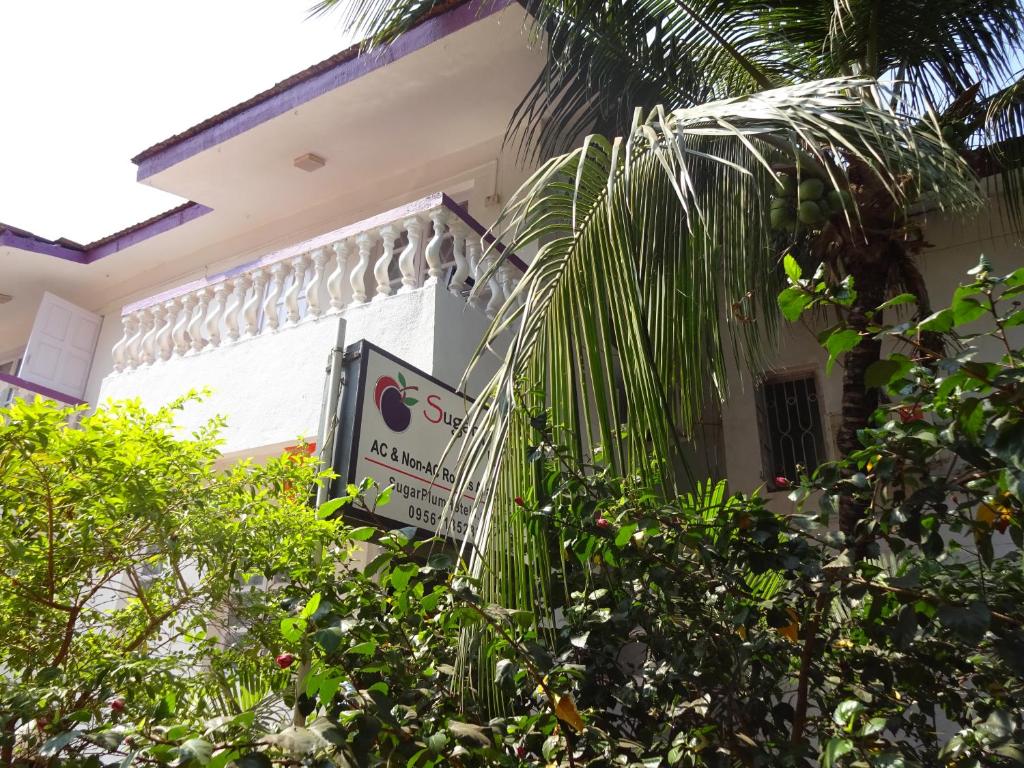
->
[110,201,528,372]
[139,307,159,366]
[466,236,485,310]
[424,210,448,286]
[112,313,137,372]
[374,225,398,299]
[173,296,194,357]
[351,234,372,304]
[207,283,231,347]
[223,278,246,343]
[156,300,176,361]
[244,269,267,337]
[327,241,349,312]
[499,265,519,308]
[481,252,504,319]
[307,248,328,318]
[189,289,210,353]
[398,216,423,293]
[285,255,308,324]
[448,222,470,295]
[264,264,286,331]
[126,312,146,369]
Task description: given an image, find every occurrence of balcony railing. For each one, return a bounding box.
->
[0,372,87,409]
[111,193,525,372]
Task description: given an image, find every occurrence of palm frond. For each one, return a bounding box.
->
[509,0,809,161]
[309,0,433,38]
[450,76,977,627]
[982,69,1024,234]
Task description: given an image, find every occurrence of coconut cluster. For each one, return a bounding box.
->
[769,173,853,231]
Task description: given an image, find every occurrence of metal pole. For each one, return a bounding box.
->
[315,318,348,508]
[293,317,346,727]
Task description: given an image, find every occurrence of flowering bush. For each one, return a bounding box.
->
[2,259,1022,767]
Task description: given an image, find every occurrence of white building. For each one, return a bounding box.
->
[2,0,1021,496]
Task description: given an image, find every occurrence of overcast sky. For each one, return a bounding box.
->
[0,1,353,243]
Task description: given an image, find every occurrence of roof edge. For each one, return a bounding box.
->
[0,201,213,265]
[131,0,515,181]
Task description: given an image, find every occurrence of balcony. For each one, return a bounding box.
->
[97,193,524,457]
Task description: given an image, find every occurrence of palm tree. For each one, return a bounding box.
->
[314,0,1022,601]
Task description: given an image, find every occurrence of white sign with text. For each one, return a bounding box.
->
[341,343,480,541]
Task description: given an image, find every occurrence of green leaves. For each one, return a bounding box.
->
[824,329,862,374]
[951,284,988,325]
[389,563,419,592]
[178,738,213,766]
[832,700,865,729]
[865,357,913,389]
[234,754,272,768]
[936,601,991,644]
[778,286,814,322]
[783,253,803,283]
[299,593,322,620]
[281,617,306,644]
[821,737,854,767]
[6,259,1024,767]
[39,731,80,758]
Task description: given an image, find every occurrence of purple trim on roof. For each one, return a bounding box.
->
[122,192,526,315]
[87,202,213,260]
[133,0,515,181]
[1,202,213,265]
[0,229,87,263]
[0,372,87,407]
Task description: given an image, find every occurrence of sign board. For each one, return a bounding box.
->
[332,341,480,541]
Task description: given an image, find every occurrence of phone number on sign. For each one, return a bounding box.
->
[407,505,476,537]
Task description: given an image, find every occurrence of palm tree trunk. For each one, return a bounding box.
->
[834,248,888,537]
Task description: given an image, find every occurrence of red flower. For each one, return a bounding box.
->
[595,517,612,530]
[773,476,791,490]
[898,404,924,423]
[515,746,527,759]
[109,697,126,713]
[275,653,295,669]
[514,496,526,508]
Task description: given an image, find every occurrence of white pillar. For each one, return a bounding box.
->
[140,306,160,365]
[398,216,423,293]
[285,255,308,325]
[448,222,470,295]
[205,283,229,348]
[245,269,267,337]
[306,247,328,318]
[424,209,448,286]
[189,289,211,353]
[156,300,177,360]
[112,314,136,372]
[374,225,398,299]
[264,264,287,331]
[351,233,373,304]
[327,241,349,312]
[224,277,247,343]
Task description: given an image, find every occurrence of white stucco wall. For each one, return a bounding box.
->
[720,193,1023,503]
[96,284,501,461]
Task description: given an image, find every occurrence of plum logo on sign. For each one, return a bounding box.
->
[373,373,419,432]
